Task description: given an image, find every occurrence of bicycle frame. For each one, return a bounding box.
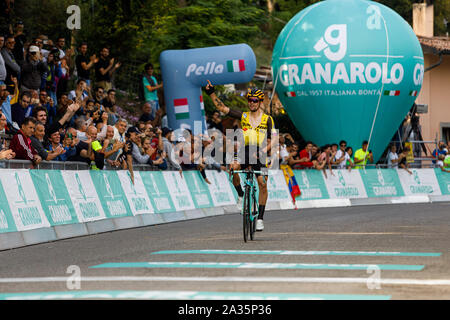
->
[231,169,266,221]
[230,168,267,242]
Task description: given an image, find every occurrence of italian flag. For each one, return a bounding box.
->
[384,90,400,96]
[174,98,189,120]
[409,90,418,97]
[200,95,205,116]
[285,91,296,97]
[227,59,245,73]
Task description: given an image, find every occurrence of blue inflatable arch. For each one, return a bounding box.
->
[159,44,257,134]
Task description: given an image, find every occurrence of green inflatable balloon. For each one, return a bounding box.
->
[272,0,424,163]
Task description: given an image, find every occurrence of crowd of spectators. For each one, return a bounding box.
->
[277,137,364,177]
[0,20,234,186]
[277,135,450,177]
[0,20,177,175]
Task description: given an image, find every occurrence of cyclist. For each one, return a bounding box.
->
[204,80,276,231]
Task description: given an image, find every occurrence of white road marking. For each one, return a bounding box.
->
[0,276,449,286]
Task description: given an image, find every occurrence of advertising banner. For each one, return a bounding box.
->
[324,169,367,199]
[266,170,292,203]
[0,177,17,233]
[90,171,133,218]
[140,171,176,213]
[433,169,450,195]
[293,170,330,200]
[205,170,237,206]
[30,170,78,225]
[183,170,215,208]
[271,1,424,164]
[116,171,155,214]
[163,171,196,211]
[359,168,405,198]
[0,169,50,231]
[397,168,441,196]
[61,170,106,222]
[160,44,256,133]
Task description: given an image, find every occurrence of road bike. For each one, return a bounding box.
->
[230,168,265,242]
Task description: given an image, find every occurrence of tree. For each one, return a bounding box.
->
[139,0,267,66]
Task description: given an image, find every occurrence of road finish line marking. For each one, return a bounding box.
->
[89,261,425,271]
[151,250,442,257]
[0,276,449,286]
[0,290,391,300]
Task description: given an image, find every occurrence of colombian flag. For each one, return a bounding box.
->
[280,164,301,207]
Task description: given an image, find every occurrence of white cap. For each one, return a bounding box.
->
[29,45,39,53]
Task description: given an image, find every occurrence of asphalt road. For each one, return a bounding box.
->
[0,202,449,300]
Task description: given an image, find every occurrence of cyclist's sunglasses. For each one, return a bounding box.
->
[248,98,260,103]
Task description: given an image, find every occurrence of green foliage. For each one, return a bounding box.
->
[202,85,248,117]
[140,0,267,67]
[376,0,450,36]
[376,0,414,24]
[10,0,450,64]
[434,0,450,36]
[11,0,75,40]
[267,0,321,45]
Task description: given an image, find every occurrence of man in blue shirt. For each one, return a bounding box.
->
[432,141,447,165]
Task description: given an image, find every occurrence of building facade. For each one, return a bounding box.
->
[414,2,450,146]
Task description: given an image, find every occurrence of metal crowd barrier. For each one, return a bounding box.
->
[0,160,179,171]
[0,159,441,171]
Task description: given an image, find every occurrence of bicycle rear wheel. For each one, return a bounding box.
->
[243,186,250,242]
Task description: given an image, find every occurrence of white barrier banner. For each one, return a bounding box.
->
[294,170,330,200]
[183,171,215,208]
[397,168,441,196]
[163,171,196,211]
[325,169,367,199]
[117,171,154,215]
[139,171,176,213]
[61,171,106,222]
[267,170,292,203]
[434,168,450,195]
[0,169,50,231]
[205,170,237,206]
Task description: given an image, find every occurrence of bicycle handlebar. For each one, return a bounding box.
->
[232,170,267,174]
[230,169,269,177]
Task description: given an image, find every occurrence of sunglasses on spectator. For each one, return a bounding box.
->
[248,98,260,103]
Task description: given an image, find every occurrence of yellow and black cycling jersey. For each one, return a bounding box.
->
[228,109,276,146]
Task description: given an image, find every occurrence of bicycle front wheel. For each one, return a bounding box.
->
[249,190,257,240]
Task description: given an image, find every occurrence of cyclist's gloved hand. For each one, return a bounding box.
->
[205,80,215,95]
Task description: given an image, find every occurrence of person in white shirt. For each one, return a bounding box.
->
[387,144,400,168]
[68,79,89,104]
[334,140,348,169]
[278,134,289,165]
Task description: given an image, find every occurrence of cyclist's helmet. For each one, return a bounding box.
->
[246,88,264,101]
